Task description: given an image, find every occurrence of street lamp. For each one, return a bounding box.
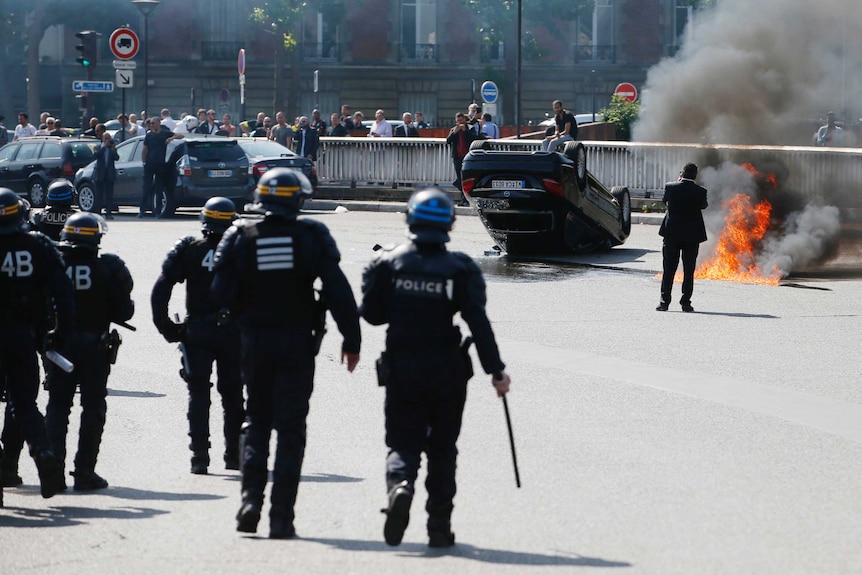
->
[132,0,160,115]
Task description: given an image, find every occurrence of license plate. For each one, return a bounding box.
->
[492,180,525,189]
[208,169,232,178]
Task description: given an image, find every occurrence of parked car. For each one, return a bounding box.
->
[538,113,604,129]
[0,136,98,207]
[461,140,631,254]
[74,134,250,217]
[236,138,318,195]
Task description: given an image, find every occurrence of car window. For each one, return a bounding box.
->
[0,144,17,163]
[39,142,62,159]
[15,143,41,161]
[116,140,139,162]
[187,141,246,162]
[239,140,296,158]
[68,141,96,162]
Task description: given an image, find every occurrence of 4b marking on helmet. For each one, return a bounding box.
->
[65,265,92,290]
[262,184,299,197]
[1,250,33,277]
[63,224,99,237]
[202,208,234,221]
[0,203,20,217]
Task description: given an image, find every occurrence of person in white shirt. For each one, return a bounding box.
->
[14,113,36,140]
[368,110,393,137]
[481,113,500,139]
[159,108,177,131]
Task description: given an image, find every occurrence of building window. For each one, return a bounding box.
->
[200,0,245,60]
[670,3,693,56]
[302,11,339,61]
[575,0,615,63]
[400,0,437,62]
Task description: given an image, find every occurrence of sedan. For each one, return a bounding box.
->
[236,138,318,194]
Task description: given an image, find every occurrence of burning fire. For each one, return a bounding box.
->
[693,193,782,285]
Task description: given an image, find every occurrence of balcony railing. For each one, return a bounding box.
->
[398,43,437,63]
[573,44,616,64]
[300,42,340,61]
[201,41,245,61]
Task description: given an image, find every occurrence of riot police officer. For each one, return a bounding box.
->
[31,179,78,241]
[360,188,511,547]
[45,212,134,490]
[212,168,361,539]
[151,197,244,475]
[0,187,74,500]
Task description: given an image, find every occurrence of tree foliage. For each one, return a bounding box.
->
[600,95,641,141]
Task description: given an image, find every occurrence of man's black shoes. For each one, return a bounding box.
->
[382,480,414,546]
[35,450,65,499]
[72,469,109,491]
[236,499,262,534]
[190,453,209,475]
[269,517,296,539]
[682,304,695,313]
[656,303,669,311]
[428,517,456,548]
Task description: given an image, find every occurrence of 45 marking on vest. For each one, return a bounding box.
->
[1,250,33,277]
[201,249,215,272]
[66,265,92,290]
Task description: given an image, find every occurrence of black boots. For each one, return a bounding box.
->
[189,440,210,474]
[269,517,296,539]
[34,449,65,499]
[382,480,414,546]
[427,516,456,548]
[236,491,262,534]
[72,469,108,491]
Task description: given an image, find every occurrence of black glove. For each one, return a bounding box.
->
[157,319,184,343]
[42,330,65,352]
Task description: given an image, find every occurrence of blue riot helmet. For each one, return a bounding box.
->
[200,196,237,236]
[60,212,108,251]
[0,187,25,235]
[46,179,75,207]
[406,188,455,244]
[249,168,312,217]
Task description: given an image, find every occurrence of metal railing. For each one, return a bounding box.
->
[201,41,245,60]
[300,42,340,61]
[573,44,616,63]
[316,137,862,208]
[397,43,438,63]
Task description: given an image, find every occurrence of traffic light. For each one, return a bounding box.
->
[75,31,98,67]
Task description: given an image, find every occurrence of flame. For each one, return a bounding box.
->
[742,162,778,190]
[693,193,781,285]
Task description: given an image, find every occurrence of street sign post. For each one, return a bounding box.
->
[238,48,246,121]
[112,60,137,70]
[614,82,638,102]
[116,70,134,88]
[109,28,140,60]
[481,81,499,104]
[72,80,114,93]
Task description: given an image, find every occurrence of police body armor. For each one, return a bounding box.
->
[0,231,67,328]
[162,236,223,318]
[32,207,77,242]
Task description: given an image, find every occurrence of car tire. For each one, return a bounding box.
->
[77,182,97,212]
[28,179,47,208]
[153,188,176,218]
[563,141,588,192]
[611,185,632,238]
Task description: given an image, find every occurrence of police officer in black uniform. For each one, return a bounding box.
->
[0,187,73,500]
[151,197,244,475]
[44,212,134,490]
[360,188,511,547]
[31,179,78,241]
[212,168,361,539]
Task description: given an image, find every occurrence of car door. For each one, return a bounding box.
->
[112,139,143,204]
[7,141,42,194]
[0,143,19,192]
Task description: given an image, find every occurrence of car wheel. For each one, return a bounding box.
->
[611,186,632,238]
[563,141,588,192]
[153,188,176,218]
[77,182,97,212]
[28,179,47,208]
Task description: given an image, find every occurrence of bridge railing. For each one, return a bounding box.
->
[317,137,862,207]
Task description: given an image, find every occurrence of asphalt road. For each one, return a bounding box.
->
[1,207,860,574]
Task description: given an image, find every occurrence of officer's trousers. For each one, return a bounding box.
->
[240,327,314,523]
[183,316,243,460]
[0,327,53,457]
[45,333,109,473]
[385,348,468,520]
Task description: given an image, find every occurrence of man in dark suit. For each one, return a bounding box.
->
[94,131,120,219]
[657,162,708,312]
[394,113,419,137]
[446,112,481,206]
[292,116,319,162]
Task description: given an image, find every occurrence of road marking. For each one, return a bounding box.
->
[501,340,862,444]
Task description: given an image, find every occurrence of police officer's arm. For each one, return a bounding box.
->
[39,233,76,337]
[211,225,242,310]
[312,223,361,368]
[359,256,391,326]
[102,253,135,324]
[151,237,193,341]
[454,255,509,394]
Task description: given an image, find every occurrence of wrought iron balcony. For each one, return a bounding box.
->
[398,43,437,63]
[573,44,616,64]
[201,41,245,61]
[300,42,340,61]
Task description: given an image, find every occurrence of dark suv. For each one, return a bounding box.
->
[75,134,250,217]
[0,137,97,206]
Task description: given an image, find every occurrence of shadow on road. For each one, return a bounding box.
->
[686,311,779,318]
[300,472,364,483]
[305,537,631,567]
[103,486,226,502]
[0,505,168,528]
[107,388,167,398]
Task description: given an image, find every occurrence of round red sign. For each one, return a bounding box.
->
[110,28,140,60]
[614,82,638,102]
[237,49,246,76]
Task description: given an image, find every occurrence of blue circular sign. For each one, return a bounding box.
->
[481,81,499,104]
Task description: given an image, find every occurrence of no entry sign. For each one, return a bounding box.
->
[614,82,638,102]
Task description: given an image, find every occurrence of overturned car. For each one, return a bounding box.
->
[461,140,631,254]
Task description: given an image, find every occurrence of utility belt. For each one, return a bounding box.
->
[186,308,233,328]
[376,333,474,387]
[98,329,122,364]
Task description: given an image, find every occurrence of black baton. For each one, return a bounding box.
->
[502,395,521,488]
